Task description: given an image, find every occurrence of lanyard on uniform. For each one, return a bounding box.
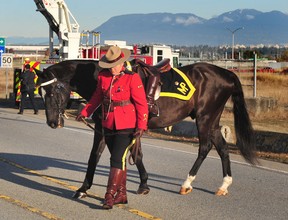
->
[104,74,122,120]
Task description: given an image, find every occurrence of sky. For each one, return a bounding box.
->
[0,0,287,39]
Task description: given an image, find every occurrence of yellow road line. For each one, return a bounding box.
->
[0,157,80,192]
[0,157,162,220]
[0,194,63,220]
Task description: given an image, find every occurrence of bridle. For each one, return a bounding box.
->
[40,73,70,126]
[40,78,57,86]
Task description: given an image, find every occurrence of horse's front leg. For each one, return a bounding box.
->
[73,128,105,199]
[130,144,150,195]
[180,131,213,195]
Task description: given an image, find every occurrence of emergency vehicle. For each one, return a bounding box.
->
[14,1,179,105]
[84,40,179,68]
[15,0,87,105]
[33,0,179,65]
[130,44,179,67]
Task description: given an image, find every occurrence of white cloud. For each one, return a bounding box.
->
[245,15,255,20]
[162,16,172,23]
[175,16,201,25]
[223,16,233,22]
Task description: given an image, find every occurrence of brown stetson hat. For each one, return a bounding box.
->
[99,46,131,68]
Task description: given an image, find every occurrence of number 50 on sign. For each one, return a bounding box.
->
[1,53,13,68]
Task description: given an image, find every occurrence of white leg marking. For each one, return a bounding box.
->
[219,175,233,192]
[181,175,196,189]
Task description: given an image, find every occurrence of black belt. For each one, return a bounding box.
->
[103,100,132,112]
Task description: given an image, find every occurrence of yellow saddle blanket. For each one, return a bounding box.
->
[160,68,196,100]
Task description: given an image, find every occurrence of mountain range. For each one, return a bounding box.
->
[7,9,288,46]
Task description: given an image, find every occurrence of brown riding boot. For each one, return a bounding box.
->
[103,167,123,209]
[146,74,160,117]
[114,168,128,205]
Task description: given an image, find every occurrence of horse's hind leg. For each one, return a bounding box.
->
[180,121,213,195]
[212,128,232,196]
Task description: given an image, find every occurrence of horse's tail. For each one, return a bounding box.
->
[231,77,257,165]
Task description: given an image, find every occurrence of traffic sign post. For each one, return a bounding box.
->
[0,37,6,67]
[1,53,13,68]
[0,37,5,46]
[0,52,13,99]
[0,37,11,99]
[0,46,5,53]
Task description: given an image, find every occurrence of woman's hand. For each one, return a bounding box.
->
[134,128,144,138]
[76,114,84,121]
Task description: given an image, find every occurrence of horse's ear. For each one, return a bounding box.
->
[33,68,43,77]
[35,69,46,86]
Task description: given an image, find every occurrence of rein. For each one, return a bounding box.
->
[65,111,140,165]
[128,136,140,165]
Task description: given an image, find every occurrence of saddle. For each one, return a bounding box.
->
[154,59,172,73]
[135,58,196,102]
[134,58,171,75]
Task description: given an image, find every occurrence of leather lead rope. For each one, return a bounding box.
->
[66,112,139,165]
[128,136,140,165]
[80,117,96,131]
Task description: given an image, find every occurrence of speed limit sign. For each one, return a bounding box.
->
[1,53,13,68]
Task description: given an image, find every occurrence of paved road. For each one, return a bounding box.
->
[0,106,288,220]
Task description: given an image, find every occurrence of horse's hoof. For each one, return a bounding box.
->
[215,189,228,196]
[179,187,192,195]
[72,191,87,199]
[136,187,150,195]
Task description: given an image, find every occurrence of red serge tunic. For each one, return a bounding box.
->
[81,69,148,130]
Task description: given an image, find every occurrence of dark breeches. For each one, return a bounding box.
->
[104,128,134,170]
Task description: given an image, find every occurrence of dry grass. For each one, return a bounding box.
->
[254,73,288,120]
[234,72,288,121]
[220,73,288,136]
[257,73,288,103]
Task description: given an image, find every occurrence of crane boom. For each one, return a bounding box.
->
[34,0,81,60]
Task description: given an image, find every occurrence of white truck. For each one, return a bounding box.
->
[34,0,81,60]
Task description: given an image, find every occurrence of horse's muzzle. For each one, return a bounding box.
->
[47,121,60,129]
[47,117,64,129]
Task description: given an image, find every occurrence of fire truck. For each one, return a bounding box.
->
[33,0,179,65]
[130,44,179,68]
[15,1,179,105]
[15,0,89,105]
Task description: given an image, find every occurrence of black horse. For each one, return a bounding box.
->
[36,59,257,197]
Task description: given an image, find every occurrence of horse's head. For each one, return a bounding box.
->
[37,69,71,129]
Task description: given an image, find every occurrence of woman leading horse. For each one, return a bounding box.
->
[76,46,148,209]
[36,57,257,200]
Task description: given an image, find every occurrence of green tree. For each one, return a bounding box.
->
[278,50,288,61]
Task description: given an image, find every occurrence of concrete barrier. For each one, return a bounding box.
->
[245,97,278,116]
